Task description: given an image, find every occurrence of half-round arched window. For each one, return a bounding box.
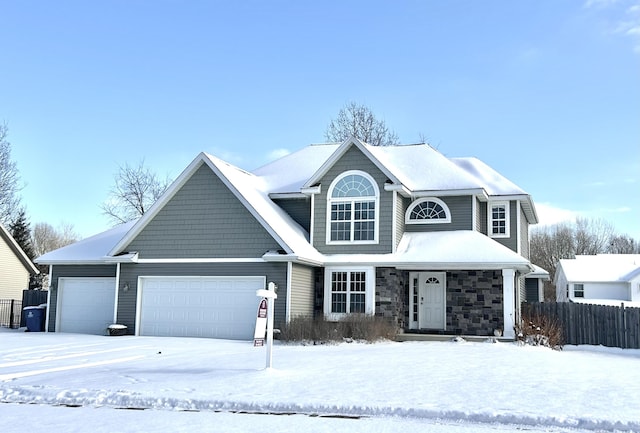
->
[327,171,379,243]
[405,198,451,224]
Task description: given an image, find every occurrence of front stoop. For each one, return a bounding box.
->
[394,333,514,343]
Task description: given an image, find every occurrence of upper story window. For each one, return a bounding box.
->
[327,171,379,244]
[489,201,510,238]
[405,198,451,224]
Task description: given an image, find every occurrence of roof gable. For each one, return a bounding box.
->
[110,153,320,260]
[0,223,38,274]
[302,137,401,189]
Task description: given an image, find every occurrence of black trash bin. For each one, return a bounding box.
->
[24,306,45,332]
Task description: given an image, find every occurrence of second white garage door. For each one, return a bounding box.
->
[137,276,265,340]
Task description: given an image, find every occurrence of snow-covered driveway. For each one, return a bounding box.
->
[1,329,639,432]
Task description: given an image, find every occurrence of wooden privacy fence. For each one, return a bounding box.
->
[20,290,48,328]
[523,302,640,349]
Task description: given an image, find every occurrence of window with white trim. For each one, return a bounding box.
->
[405,197,451,224]
[574,283,584,298]
[327,171,379,243]
[489,201,510,238]
[324,267,375,318]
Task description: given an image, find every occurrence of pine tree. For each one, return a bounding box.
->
[9,209,35,260]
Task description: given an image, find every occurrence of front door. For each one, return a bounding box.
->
[417,272,445,330]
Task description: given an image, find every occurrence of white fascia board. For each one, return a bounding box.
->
[300,185,321,195]
[489,194,538,224]
[136,257,266,264]
[108,153,209,256]
[35,259,117,265]
[302,137,401,189]
[262,252,323,267]
[103,252,139,263]
[384,183,411,197]
[269,192,309,199]
[411,188,487,199]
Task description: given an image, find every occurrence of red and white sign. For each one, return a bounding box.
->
[253,298,268,346]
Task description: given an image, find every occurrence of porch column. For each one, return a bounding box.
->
[502,269,516,339]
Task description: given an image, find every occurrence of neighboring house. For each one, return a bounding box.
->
[555,254,640,303]
[0,223,39,301]
[36,137,540,339]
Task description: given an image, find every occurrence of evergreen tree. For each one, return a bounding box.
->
[9,209,34,260]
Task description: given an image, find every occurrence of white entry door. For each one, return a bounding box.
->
[417,272,446,330]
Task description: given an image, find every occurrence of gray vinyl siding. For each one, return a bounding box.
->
[520,205,529,259]
[273,197,311,232]
[404,196,473,232]
[48,265,117,332]
[117,262,288,333]
[395,194,407,250]
[491,201,518,253]
[125,163,282,259]
[289,263,315,318]
[477,200,487,234]
[313,145,394,254]
[476,198,485,233]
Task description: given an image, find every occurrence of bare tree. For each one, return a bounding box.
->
[32,221,79,258]
[574,217,615,255]
[0,123,22,225]
[101,160,171,225]
[607,235,639,254]
[325,102,400,146]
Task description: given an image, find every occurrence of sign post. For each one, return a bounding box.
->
[255,282,278,369]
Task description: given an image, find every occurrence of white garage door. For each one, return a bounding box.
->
[138,276,265,340]
[57,277,116,335]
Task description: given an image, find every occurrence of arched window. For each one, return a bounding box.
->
[405,198,451,224]
[327,171,379,243]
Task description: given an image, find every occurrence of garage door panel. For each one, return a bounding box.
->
[139,276,264,340]
[58,278,116,335]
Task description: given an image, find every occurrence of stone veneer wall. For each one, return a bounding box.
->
[447,270,503,336]
[374,268,504,336]
[375,268,408,328]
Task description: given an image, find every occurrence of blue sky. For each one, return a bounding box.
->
[2,0,639,239]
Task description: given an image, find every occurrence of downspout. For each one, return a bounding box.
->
[113,262,121,324]
[44,265,52,332]
[285,261,292,323]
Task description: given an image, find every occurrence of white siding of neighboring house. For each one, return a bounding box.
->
[581,282,629,300]
[0,240,30,300]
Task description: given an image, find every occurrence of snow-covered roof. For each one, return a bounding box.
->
[38,140,537,269]
[312,231,532,272]
[253,144,340,194]
[254,139,537,222]
[450,157,526,196]
[527,264,550,279]
[36,221,136,264]
[557,254,640,283]
[202,153,322,262]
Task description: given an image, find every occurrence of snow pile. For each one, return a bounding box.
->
[1,331,639,432]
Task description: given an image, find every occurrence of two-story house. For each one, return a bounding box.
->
[36,138,538,339]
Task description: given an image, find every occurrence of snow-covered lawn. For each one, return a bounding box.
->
[1,329,639,432]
